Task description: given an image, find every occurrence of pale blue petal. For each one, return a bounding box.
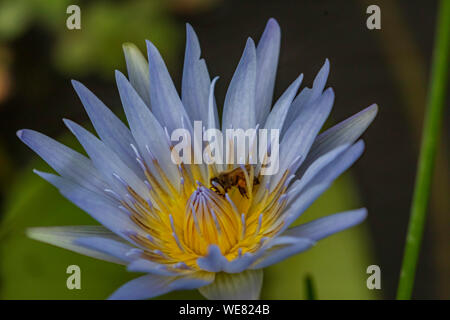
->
[127,259,180,276]
[280,87,334,171]
[280,87,311,137]
[71,80,143,177]
[64,119,148,200]
[222,252,258,274]
[274,141,364,237]
[207,76,220,130]
[205,77,223,172]
[74,236,136,263]
[196,244,228,272]
[27,225,132,265]
[255,18,281,125]
[306,140,365,189]
[146,40,192,133]
[109,273,214,300]
[115,70,180,184]
[291,143,350,194]
[263,74,303,131]
[123,43,151,108]
[250,237,314,269]
[222,38,257,130]
[32,170,141,238]
[279,141,365,233]
[272,87,334,190]
[282,59,330,135]
[199,269,262,300]
[283,208,367,241]
[197,244,259,274]
[281,182,332,231]
[309,58,330,102]
[182,23,211,124]
[17,129,106,194]
[224,236,301,273]
[303,104,378,169]
[199,233,303,276]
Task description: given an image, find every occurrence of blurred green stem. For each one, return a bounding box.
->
[397,0,450,299]
[304,274,317,300]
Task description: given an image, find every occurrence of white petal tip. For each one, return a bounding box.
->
[16,129,24,139]
[266,18,281,33]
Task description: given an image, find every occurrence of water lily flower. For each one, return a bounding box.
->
[17,18,377,300]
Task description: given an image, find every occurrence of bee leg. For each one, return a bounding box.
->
[211,180,226,195]
[238,186,248,199]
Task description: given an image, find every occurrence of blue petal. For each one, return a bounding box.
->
[197,244,260,274]
[196,245,228,272]
[282,59,330,135]
[281,182,332,231]
[146,40,192,133]
[27,225,133,265]
[64,119,148,200]
[199,269,262,300]
[108,273,214,300]
[263,74,303,131]
[205,77,224,172]
[283,208,368,241]
[309,58,330,102]
[123,43,151,108]
[272,87,334,190]
[222,252,258,274]
[255,18,281,125]
[74,236,136,263]
[17,129,106,194]
[127,259,180,276]
[279,141,365,233]
[303,104,378,169]
[71,80,143,178]
[291,143,350,195]
[250,237,314,269]
[32,170,141,239]
[223,236,302,273]
[207,76,220,130]
[222,38,257,130]
[182,23,211,124]
[280,87,311,139]
[305,140,365,189]
[115,70,180,185]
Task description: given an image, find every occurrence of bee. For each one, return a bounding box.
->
[210,165,259,198]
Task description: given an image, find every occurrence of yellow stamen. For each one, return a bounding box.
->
[124,156,289,270]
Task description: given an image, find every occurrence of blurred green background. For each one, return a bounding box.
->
[0,0,448,299]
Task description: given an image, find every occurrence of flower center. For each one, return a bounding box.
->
[122,149,291,270]
[184,185,241,256]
